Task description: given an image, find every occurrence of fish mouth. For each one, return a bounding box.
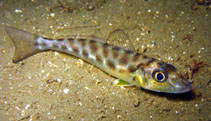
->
[173,85,192,94]
[152,84,192,94]
[170,80,192,94]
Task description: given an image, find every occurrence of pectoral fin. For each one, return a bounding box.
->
[113,79,134,87]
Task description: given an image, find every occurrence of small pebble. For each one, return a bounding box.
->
[54,52,59,56]
[117,115,122,118]
[14,9,22,13]
[78,101,82,106]
[50,13,55,17]
[140,33,145,36]
[63,88,69,94]
[57,78,61,83]
[84,87,89,90]
[41,70,45,73]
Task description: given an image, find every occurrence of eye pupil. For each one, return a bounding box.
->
[156,73,164,80]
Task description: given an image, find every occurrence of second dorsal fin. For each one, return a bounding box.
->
[106,29,135,51]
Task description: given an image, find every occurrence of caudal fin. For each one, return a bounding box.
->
[6,26,41,63]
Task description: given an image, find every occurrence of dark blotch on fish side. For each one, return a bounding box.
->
[78,38,87,47]
[96,54,103,63]
[68,38,75,47]
[73,46,79,53]
[125,50,134,54]
[103,43,109,57]
[143,55,148,59]
[107,59,116,70]
[82,49,89,57]
[57,38,64,41]
[61,44,67,50]
[113,46,121,50]
[68,38,74,42]
[128,65,137,73]
[90,40,96,44]
[119,53,129,65]
[112,46,120,59]
[43,37,53,40]
[52,43,58,48]
[90,41,98,53]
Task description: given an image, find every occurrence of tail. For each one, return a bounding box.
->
[6,26,41,63]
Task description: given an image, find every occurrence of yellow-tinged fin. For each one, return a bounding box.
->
[135,74,145,86]
[6,26,40,63]
[113,79,135,86]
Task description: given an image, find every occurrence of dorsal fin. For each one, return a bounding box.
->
[106,29,135,51]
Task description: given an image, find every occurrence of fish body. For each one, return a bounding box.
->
[6,26,192,93]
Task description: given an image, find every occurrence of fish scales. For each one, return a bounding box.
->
[6,26,192,93]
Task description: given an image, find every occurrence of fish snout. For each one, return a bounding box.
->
[170,79,192,93]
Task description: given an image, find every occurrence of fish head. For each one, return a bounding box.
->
[134,61,192,94]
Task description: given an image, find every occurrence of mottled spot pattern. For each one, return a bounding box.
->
[78,39,87,47]
[38,37,157,77]
[107,59,115,70]
[112,46,120,59]
[52,43,58,48]
[90,41,98,53]
[96,54,103,63]
[128,65,137,73]
[119,53,129,65]
[61,43,67,50]
[82,49,89,57]
[68,38,74,46]
[57,38,64,41]
[73,46,79,53]
[103,43,109,57]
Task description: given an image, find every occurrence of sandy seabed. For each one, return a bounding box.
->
[0,0,210,121]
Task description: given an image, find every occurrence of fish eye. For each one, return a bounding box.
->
[152,70,168,83]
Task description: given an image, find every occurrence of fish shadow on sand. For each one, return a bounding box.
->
[139,88,196,101]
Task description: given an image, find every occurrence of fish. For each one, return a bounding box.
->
[6,26,192,94]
